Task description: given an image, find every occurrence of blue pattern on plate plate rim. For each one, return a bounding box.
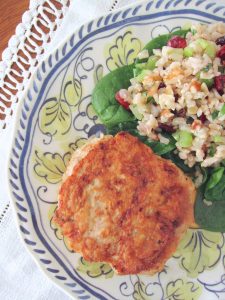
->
[8,0,225,299]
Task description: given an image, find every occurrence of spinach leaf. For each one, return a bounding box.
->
[135,29,189,64]
[144,135,176,155]
[195,167,225,231]
[206,167,224,190]
[145,141,175,155]
[200,167,208,185]
[162,151,194,174]
[195,183,225,232]
[204,167,225,202]
[91,64,136,128]
[106,121,138,135]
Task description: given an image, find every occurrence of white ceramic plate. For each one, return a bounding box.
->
[8,1,225,299]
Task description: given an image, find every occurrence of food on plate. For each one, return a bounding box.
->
[92,22,225,232]
[117,23,225,169]
[54,132,196,275]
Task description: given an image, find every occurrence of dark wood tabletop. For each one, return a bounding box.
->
[0,0,29,58]
[0,0,69,126]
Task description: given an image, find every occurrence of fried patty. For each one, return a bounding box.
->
[54,132,196,275]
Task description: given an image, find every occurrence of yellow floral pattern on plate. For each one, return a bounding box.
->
[105,30,142,71]
[174,229,224,277]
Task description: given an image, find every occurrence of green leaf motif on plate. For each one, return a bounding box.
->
[68,137,88,151]
[77,257,114,279]
[64,79,82,106]
[93,64,104,84]
[34,149,71,184]
[132,280,152,300]
[38,78,82,138]
[39,98,72,137]
[86,103,99,121]
[166,279,202,300]
[105,30,142,71]
[174,229,224,277]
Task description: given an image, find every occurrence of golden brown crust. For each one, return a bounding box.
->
[54,132,196,275]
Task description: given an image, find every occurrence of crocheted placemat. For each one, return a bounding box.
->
[0,0,70,130]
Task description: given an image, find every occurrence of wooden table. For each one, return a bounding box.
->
[0,0,69,126]
[0,0,29,58]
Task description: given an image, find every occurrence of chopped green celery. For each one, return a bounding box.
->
[178,131,193,147]
[184,47,193,57]
[201,78,214,88]
[182,22,192,30]
[129,104,143,120]
[188,41,198,51]
[196,67,214,88]
[191,28,197,35]
[212,110,219,120]
[197,38,209,49]
[173,130,193,147]
[219,104,225,117]
[146,96,156,104]
[134,56,158,72]
[218,66,225,74]
[135,62,147,70]
[133,68,140,77]
[133,62,148,77]
[205,43,217,59]
[196,74,214,88]
[135,69,150,82]
[168,48,183,60]
[209,143,216,157]
[214,135,224,143]
[196,39,217,58]
[146,55,158,70]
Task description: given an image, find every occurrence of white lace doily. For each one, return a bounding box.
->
[0,0,70,130]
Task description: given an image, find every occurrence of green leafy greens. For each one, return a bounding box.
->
[204,167,225,202]
[92,64,136,128]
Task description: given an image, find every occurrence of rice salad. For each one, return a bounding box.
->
[116,23,225,168]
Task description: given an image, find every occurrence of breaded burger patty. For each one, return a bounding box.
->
[54,132,196,275]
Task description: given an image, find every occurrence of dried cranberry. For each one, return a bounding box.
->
[158,82,166,89]
[217,45,225,61]
[115,91,130,110]
[199,113,207,123]
[167,36,187,48]
[175,108,186,117]
[158,123,176,133]
[216,35,225,46]
[214,75,225,95]
[174,94,179,102]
